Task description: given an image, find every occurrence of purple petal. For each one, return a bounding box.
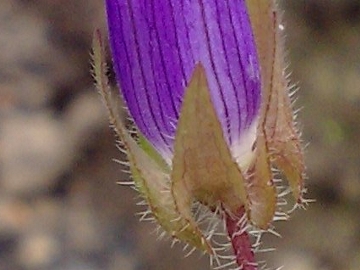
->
[105,0,261,160]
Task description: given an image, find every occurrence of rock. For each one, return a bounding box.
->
[0,112,74,196]
[17,232,60,270]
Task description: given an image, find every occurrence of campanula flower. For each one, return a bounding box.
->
[105,0,261,166]
[93,1,306,269]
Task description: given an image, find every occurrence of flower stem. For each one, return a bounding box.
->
[224,206,257,270]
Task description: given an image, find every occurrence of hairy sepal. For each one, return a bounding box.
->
[246,0,305,228]
[92,30,211,253]
[171,64,249,228]
[266,15,305,202]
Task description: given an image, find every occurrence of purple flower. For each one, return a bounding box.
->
[105,0,261,163]
[99,1,306,269]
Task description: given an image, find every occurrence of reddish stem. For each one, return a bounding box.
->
[224,206,257,270]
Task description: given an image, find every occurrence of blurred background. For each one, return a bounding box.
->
[0,0,360,269]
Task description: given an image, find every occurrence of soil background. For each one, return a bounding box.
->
[1,1,360,270]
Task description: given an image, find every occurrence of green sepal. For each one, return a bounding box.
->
[137,134,171,174]
[171,64,249,224]
[92,30,211,254]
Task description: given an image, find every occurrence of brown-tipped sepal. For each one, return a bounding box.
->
[171,64,249,222]
[246,1,305,217]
